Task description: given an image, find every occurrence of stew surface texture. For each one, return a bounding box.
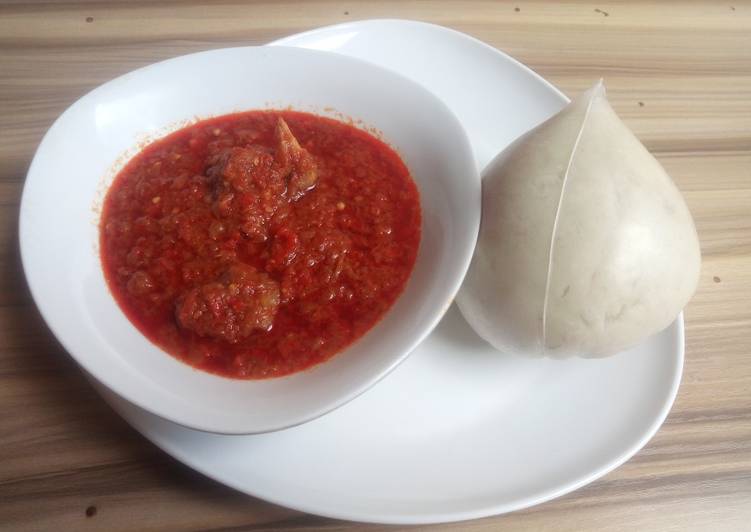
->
[100,111,421,378]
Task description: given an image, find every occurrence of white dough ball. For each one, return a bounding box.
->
[456,81,701,357]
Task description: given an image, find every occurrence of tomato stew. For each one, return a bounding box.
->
[100,111,421,378]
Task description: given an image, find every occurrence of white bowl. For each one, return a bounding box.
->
[19,46,480,434]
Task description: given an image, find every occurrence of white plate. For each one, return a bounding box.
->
[100,20,683,524]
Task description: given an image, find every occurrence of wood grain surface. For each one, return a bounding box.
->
[1,1,750,530]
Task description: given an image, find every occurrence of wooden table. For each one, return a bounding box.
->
[1,1,749,530]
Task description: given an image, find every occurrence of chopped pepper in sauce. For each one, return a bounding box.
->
[101,111,421,378]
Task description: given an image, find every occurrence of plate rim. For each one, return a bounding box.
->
[104,316,683,524]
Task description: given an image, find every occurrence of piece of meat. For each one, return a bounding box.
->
[207,146,287,242]
[175,263,280,343]
[207,145,276,194]
[275,118,318,200]
[203,120,318,245]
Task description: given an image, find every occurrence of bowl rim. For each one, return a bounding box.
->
[19,45,480,434]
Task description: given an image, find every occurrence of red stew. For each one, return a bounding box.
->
[100,111,421,379]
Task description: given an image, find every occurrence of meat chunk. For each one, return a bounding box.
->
[204,119,318,244]
[175,263,280,343]
[275,118,318,200]
[207,146,288,242]
[207,145,277,194]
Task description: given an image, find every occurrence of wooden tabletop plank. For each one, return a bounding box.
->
[1,1,749,530]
